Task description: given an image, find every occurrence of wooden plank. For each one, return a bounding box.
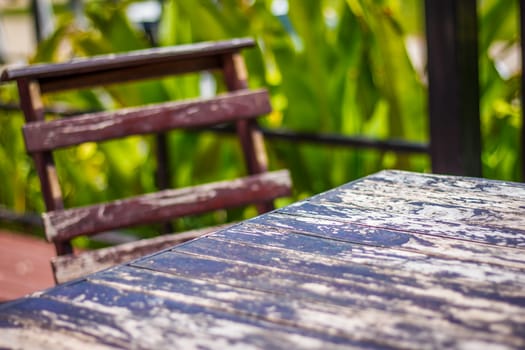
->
[38,56,221,93]
[0,38,255,82]
[52,224,231,284]
[312,177,525,234]
[329,172,525,216]
[78,268,392,348]
[315,191,524,234]
[0,283,357,350]
[173,236,525,301]
[352,170,525,203]
[44,170,291,242]
[89,266,525,349]
[246,213,525,270]
[277,200,525,248]
[132,250,525,349]
[162,239,524,310]
[23,89,271,152]
[0,297,131,349]
[213,225,525,290]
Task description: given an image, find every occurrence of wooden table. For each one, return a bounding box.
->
[1,170,524,349]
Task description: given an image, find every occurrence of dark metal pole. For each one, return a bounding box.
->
[425,0,482,176]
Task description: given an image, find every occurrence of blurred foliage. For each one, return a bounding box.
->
[158,0,431,196]
[478,0,522,181]
[0,0,522,238]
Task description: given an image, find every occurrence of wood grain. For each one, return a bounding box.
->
[1,170,524,349]
[23,89,271,152]
[51,224,230,284]
[246,212,525,270]
[44,169,291,242]
[278,201,525,248]
[8,38,291,288]
[0,286,356,350]
[0,38,255,82]
[132,249,524,349]
[38,56,222,93]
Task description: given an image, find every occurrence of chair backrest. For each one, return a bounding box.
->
[1,38,292,279]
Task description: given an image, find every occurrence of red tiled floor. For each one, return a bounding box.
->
[0,230,55,301]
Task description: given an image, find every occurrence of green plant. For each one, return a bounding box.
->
[478,0,522,181]
[0,0,522,239]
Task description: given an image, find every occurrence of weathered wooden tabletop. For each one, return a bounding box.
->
[1,170,524,349]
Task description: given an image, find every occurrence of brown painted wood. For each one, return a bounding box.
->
[7,39,291,284]
[44,170,291,243]
[1,40,255,94]
[38,56,222,93]
[16,79,62,210]
[23,89,271,152]
[0,38,255,82]
[222,53,268,176]
[222,52,273,213]
[0,171,524,349]
[16,78,71,255]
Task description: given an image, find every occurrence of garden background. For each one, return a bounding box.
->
[0,0,521,243]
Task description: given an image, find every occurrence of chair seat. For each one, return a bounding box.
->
[52,224,231,284]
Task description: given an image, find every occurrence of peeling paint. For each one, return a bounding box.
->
[1,170,524,349]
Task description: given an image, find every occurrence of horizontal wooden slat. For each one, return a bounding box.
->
[211,226,525,289]
[0,286,351,350]
[133,247,525,349]
[247,213,525,270]
[340,169,525,207]
[44,170,291,242]
[312,179,525,234]
[84,265,525,349]
[333,174,525,216]
[52,224,232,284]
[278,200,525,248]
[39,55,222,93]
[176,236,525,301]
[23,89,271,152]
[0,38,255,82]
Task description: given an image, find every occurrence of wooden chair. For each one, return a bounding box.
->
[0,38,292,284]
